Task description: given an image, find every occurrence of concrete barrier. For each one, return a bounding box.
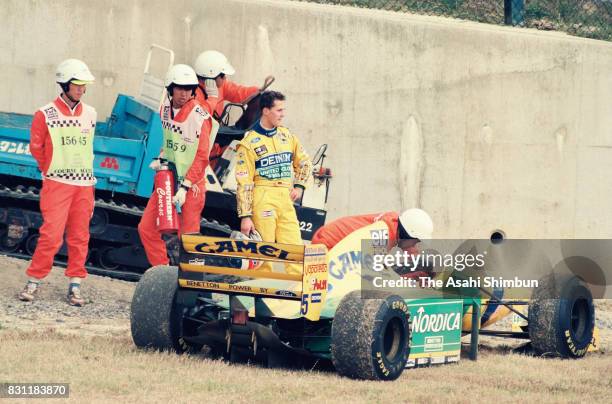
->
[2,0,611,237]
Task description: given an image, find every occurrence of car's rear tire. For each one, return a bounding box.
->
[528,274,594,358]
[130,265,202,353]
[331,291,410,380]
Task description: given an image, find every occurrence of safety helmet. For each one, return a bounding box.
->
[398,208,433,240]
[230,230,263,270]
[164,64,199,88]
[194,50,235,79]
[55,59,95,85]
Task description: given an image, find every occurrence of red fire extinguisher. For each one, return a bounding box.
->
[154,161,179,234]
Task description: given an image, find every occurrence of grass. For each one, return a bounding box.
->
[1,329,610,403]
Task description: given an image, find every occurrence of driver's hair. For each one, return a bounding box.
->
[260,91,285,111]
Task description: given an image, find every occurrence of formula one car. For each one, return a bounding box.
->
[130,222,597,380]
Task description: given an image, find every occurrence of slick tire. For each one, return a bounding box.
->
[528,274,595,358]
[331,291,410,381]
[130,265,201,354]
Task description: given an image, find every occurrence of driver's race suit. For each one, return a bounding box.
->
[235,122,312,274]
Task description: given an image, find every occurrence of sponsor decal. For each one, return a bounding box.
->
[193,105,209,118]
[194,239,291,260]
[412,306,461,333]
[275,290,297,297]
[328,250,363,280]
[305,264,327,275]
[424,336,444,352]
[565,329,588,357]
[250,137,261,144]
[183,280,281,295]
[417,357,431,366]
[261,210,274,218]
[311,293,322,303]
[370,229,389,247]
[187,258,206,265]
[254,145,268,156]
[156,177,174,223]
[236,170,248,178]
[392,300,409,314]
[237,160,245,165]
[254,152,293,180]
[162,105,170,121]
[44,106,58,120]
[255,152,291,168]
[305,245,327,255]
[310,278,327,291]
[446,355,460,363]
[228,284,252,292]
[186,280,221,289]
[0,141,31,155]
[375,351,391,377]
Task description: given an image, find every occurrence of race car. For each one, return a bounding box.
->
[130,220,597,380]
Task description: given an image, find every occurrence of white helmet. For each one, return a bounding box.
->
[230,230,263,270]
[55,59,95,84]
[164,64,198,88]
[398,208,433,240]
[194,50,235,78]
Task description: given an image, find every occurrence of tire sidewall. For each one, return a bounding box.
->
[370,296,410,381]
[131,265,185,352]
[557,280,595,357]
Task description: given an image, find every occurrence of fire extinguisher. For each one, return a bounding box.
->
[154,160,179,233]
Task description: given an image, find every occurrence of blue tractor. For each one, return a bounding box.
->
[0,45,332,279]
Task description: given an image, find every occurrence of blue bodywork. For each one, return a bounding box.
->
[0,94,161,197]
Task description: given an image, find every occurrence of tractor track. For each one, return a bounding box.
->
[0,183,232,282]
[0,183,146,216]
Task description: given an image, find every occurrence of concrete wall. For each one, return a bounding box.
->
[2,0,611,238]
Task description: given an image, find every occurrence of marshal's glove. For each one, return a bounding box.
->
[149,159,162,171]
[172,180,192,208]
[172,188,187,208]
[204,79,219,99]
[149,151,164,171]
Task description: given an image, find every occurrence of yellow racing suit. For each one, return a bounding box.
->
[235,122,312,274]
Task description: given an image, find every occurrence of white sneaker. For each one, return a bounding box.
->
[67,285,85,306]
[18,281,39,302]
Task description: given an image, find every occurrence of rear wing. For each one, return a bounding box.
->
[179,235,329,321]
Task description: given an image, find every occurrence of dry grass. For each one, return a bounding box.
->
[2,257,611,402]
[1,329,611,403]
